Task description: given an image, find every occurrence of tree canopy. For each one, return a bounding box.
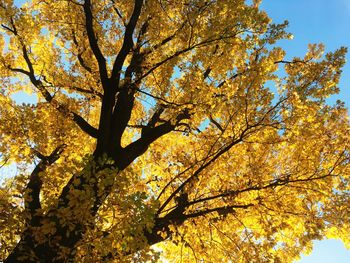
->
[1,0,350,262]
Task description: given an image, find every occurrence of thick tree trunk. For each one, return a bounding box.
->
[5,155,111,262]
[4,146,160,262]
[5,207,87,262]
[5,204,169,263]
[5,233,60,263]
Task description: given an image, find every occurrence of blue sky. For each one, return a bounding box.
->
[261,0,350,107]
[260,1,350,262]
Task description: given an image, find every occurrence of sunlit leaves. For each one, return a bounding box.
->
[1,0,350,262]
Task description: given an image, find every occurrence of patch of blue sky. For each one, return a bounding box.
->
[10,90,37,104]
[297,239,350,263]
[261,0,350,109]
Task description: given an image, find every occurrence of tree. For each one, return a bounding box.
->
[0,0,349,262]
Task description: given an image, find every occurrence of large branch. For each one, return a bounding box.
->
[109,87,136,151]
[110,0,143,81]
[118,121,174,169]
[25,145,65,225]
[95,1,143,155]
[109,21,149,151]
[109,45,145,150]
[83,0,108,84]
[118,109,190,169]
[103,201,253,260]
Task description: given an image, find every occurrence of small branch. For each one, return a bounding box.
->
[71,30,93,74]
[63,85,103,99]
[217,71,244,88]
[183,204,253,220]
[1,24,15,34]
[9,67,99,137]
[209,115,224,132]
[203,67,211,79]
[0,157,9,169]
[110,0,127,26]
[157,135,244,214]
[274,59,309,65]
[5,45,99,137]
[135,34,239,85]
[134,87,184,106]
[142,20,187,56]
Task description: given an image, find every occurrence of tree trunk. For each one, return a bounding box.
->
[5,154,115,262]
[5,233,60,263]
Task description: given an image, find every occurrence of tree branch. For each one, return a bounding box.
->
[144,202,253,247]
[209,115,224,132]
[109,43,146,151]
[62,85,103,99]
[134,34,238,85]
[157,96,288,214]
[71,30,93,74]
[118,121,174,169]
[25,145,65,225]
[141,106,165,136]
[110,0,127,26]
[83,0,108,84]
[111,0,143,81]
[133,87,185,106]
[119,109,190,169]
[183,203,253,220]
[157,135,244,214]
[8,62,99,138]
[3,15,99,138]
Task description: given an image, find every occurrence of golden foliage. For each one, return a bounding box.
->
[0,0,350,262]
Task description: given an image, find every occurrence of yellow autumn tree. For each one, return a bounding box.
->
[1,0,350,262]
